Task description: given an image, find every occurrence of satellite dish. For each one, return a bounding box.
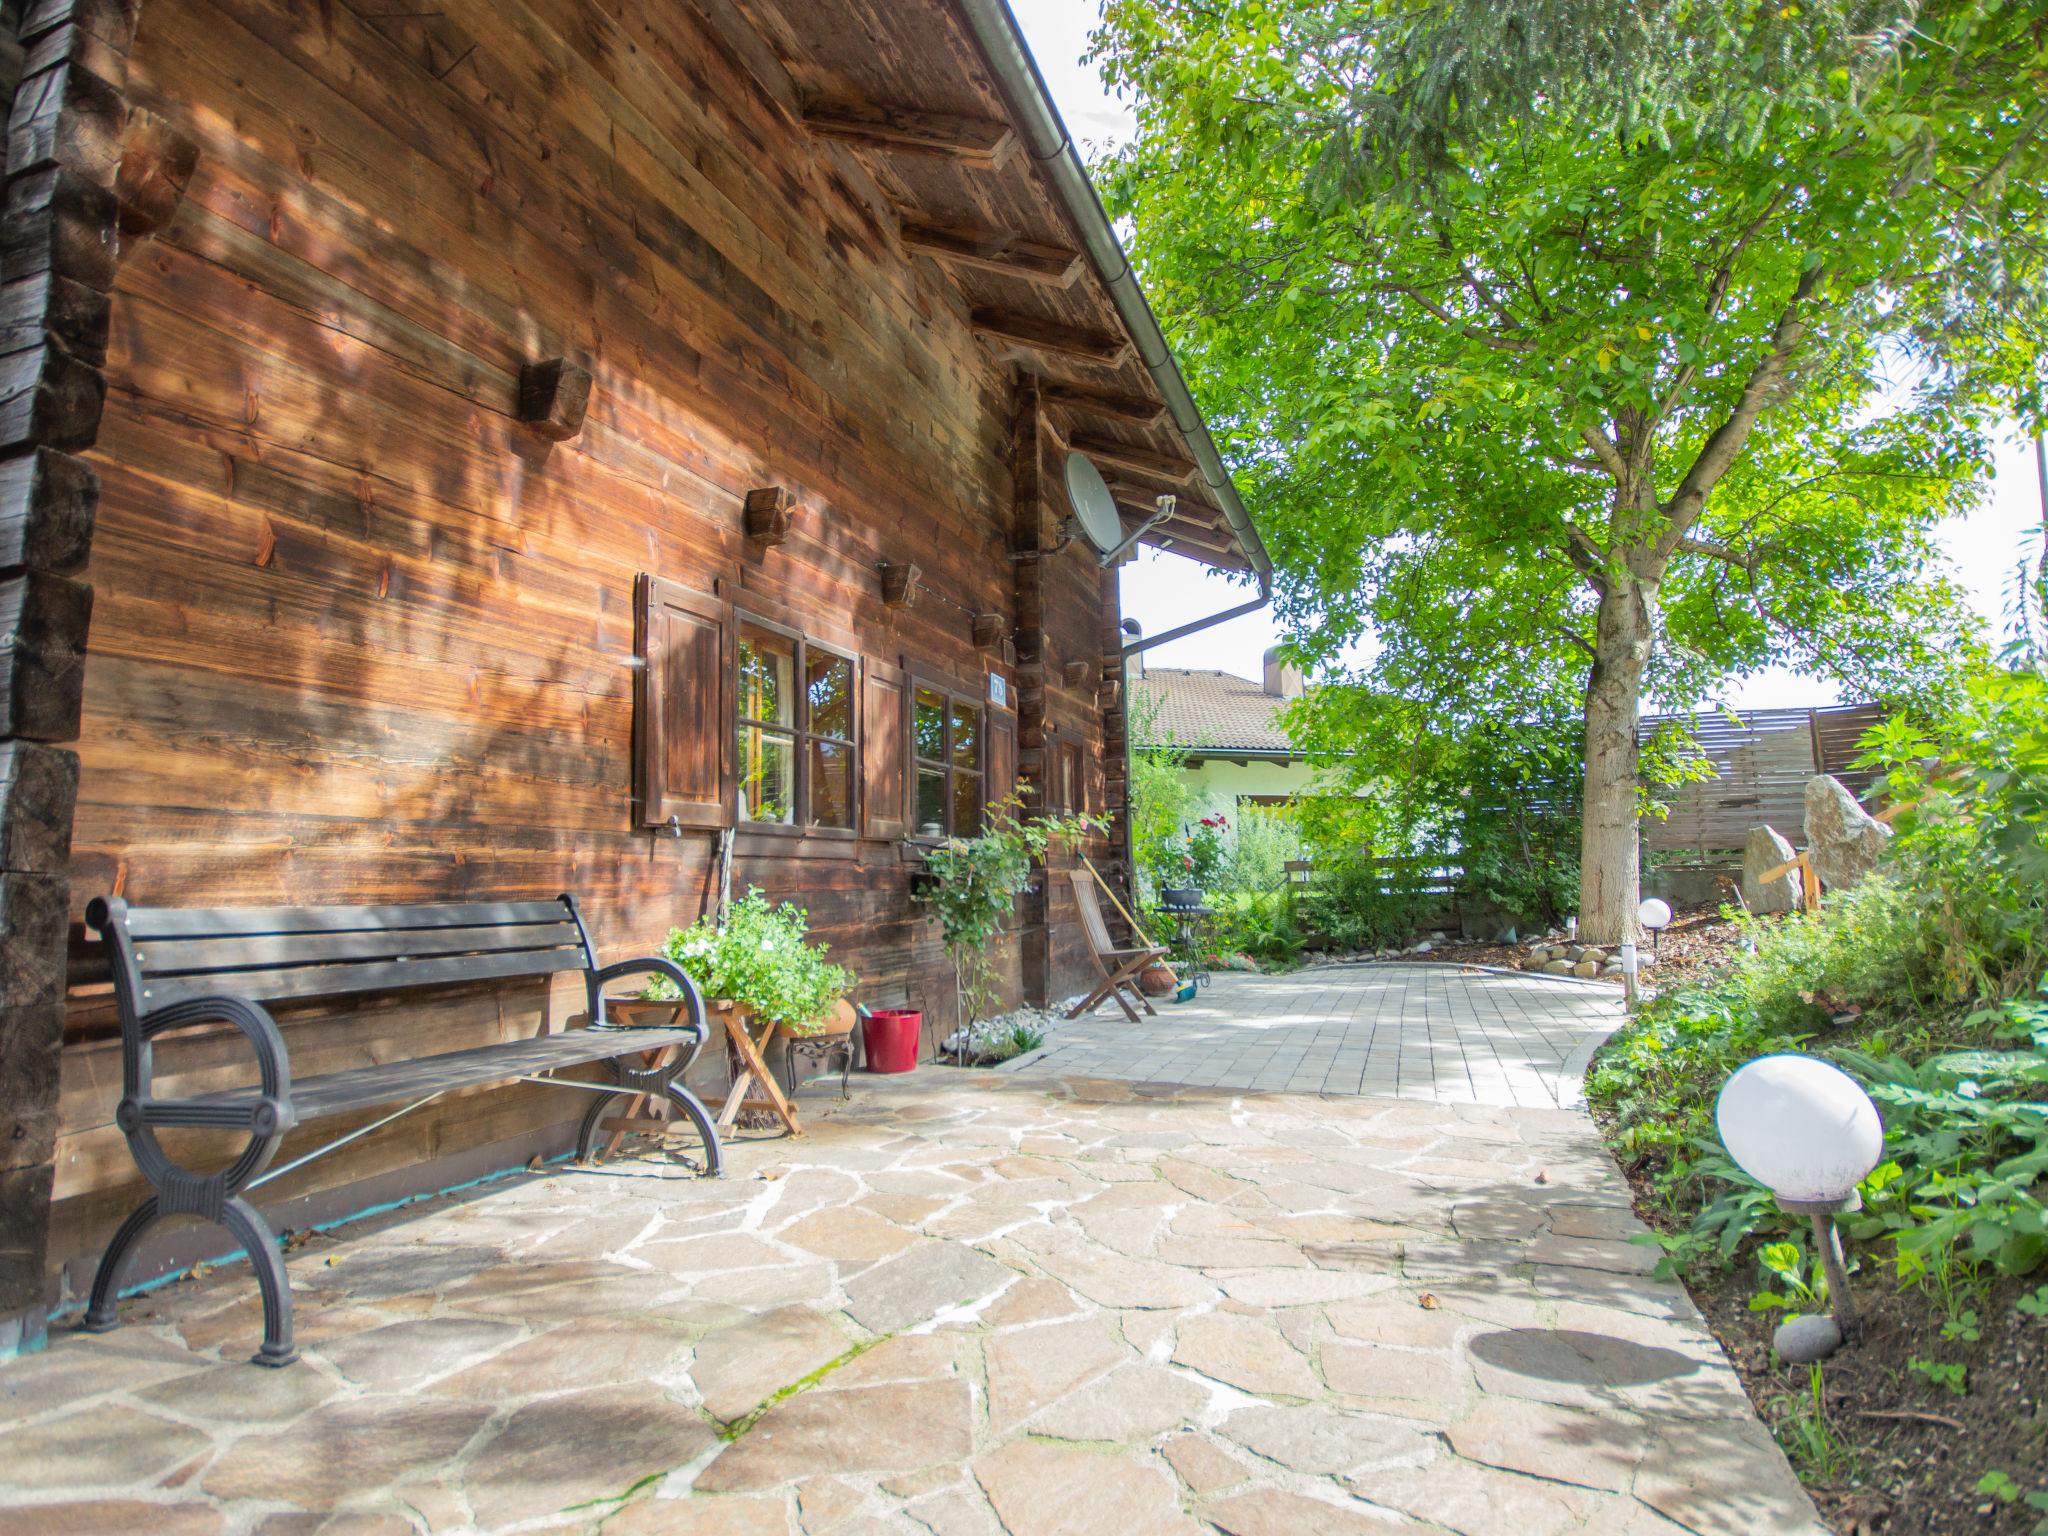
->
[1062,451,1122,555]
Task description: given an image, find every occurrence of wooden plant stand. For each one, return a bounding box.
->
[706,1001,804,1137]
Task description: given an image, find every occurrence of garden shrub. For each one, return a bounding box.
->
[1589,664,2048,1284]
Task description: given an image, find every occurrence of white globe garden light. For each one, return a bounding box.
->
[1637,897,1672,932]
[1716,1055,1883,1203]
[1716,1054,1884,1352]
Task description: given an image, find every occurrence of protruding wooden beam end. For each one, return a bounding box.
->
[517,358,592,442]
[743,486,796,546]
[114,108,198,243]
[879,560,921,611]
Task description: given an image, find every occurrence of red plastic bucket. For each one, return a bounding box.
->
[862,1009,922,1074]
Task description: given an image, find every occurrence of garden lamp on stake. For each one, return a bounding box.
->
[1715,1055,1884,1361]
[1637,897,1672,955]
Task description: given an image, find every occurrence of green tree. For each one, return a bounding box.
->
[1093,0,2044,941]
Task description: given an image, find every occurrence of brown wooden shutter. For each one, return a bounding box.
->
[860,657,908,840]
[636,574,729,829]
[987,708,1017,815]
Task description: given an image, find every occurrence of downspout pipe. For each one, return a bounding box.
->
[956,0,1275,615]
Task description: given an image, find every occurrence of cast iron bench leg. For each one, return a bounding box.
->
[80,1196,161,1336]
[576,1075,724,1177]
[81,1193,297,1366]
[219,1196,298,1366]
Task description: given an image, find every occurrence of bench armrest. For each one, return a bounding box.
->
[123,994,297,1193]
[592,957,707,1037]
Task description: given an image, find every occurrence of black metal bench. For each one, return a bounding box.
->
[80,894,721,1366]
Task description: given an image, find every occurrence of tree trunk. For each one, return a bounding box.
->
[1578,571,1653,945]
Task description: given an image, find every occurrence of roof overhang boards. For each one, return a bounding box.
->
[795,74,1244,573]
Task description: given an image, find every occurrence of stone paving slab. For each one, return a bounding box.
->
[0,1068,1821,1536]
[1015,963,1624,1108]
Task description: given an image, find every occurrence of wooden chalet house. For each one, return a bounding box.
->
[0,0,1270,1344]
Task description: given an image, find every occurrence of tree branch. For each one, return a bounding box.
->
[1562,523,1611,594]
[1579,424,1630,483]
[1673,535,1757,574]
[1657,263,1826,549]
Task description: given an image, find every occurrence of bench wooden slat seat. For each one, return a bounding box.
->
[171,1025,710,1122]
[80,892,722,1368]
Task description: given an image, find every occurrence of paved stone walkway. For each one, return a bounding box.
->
[0,1068,1823,1536]
[1018,964,1623,1109]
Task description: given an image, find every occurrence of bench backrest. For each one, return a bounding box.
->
[87,896,598,1017]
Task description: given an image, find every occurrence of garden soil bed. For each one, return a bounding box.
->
[1605,1140,2048,1534]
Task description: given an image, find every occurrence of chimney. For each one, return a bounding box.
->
[1122,618,1144,675]
[1262,645,1302,698]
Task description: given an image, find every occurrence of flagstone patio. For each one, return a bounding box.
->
[1014,963,1622,1108]
[0,984,1820,1535]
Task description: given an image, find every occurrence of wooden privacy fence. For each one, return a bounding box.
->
[1641,702,1887,856]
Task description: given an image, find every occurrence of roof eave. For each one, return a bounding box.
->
[952,0,1272,591]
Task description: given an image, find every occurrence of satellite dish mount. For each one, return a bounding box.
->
[1062,449,1172,568]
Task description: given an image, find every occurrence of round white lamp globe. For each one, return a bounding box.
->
[1715,1055,1883,1205]
[1637,898,1673,931]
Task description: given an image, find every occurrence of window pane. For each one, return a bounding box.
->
[736,724,795,824]
[737,626,795,726]
[808,651,853,741]
[809,739,853,830]
[950,701,978,770]
[915,767,947,836]
[914,688,946,764]
[952,772,982,836]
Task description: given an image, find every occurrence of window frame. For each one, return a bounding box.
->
[907,675,987,843]
[732,609,860,841]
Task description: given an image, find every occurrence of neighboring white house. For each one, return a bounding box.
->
[1134,647,1318,808]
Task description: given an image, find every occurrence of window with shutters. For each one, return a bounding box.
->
[1060,740,1084,815]
[861,659,909,841]
[910,682,984,838]
[734,613,857,835]
[636,575,731,830]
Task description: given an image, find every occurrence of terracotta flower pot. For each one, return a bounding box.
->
[1139,963,1179,996]
[774,997,859,1041]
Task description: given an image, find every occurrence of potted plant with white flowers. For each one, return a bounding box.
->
[618,889,856,1043]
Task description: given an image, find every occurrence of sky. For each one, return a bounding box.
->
[1008,0,2048,707]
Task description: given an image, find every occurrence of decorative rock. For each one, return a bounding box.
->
[1803,775,1891,894]
[1578,948,1605,964]
[1741,825,1803,914]
[1542,960,1574,975]
[1772,1313,1843,1364]
[1571,961,1600,978]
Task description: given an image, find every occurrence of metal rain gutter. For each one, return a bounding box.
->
[955,0,1275,616]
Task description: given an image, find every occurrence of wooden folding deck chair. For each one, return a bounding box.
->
[1066,867,1171,1022]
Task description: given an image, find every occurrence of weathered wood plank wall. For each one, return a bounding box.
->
[40,0,1119,1302]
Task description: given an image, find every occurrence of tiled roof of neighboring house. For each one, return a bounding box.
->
[1136,668,1297,755]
